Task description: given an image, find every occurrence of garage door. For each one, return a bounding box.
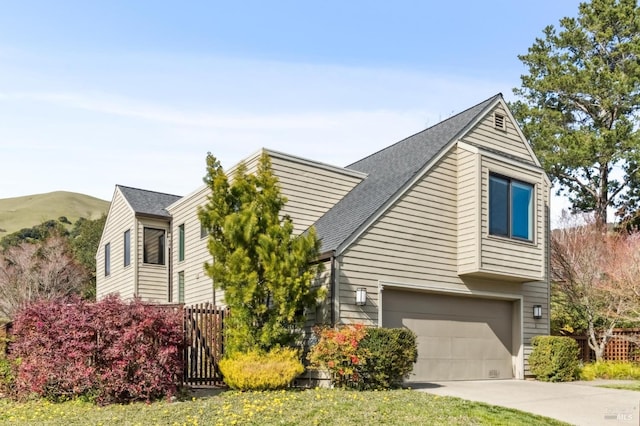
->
[382,290,513,381]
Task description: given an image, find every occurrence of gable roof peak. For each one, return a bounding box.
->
[313,93,503,254]
[116,185,182,218]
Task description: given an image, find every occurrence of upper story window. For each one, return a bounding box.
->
[143,227,165,265]
[489,174,534,241]
[124,229,131,267]
[178,224,185,262]
[104,243,111,276]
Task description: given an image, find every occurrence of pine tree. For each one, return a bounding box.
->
[512,0,640,226]
[198,152,324,354]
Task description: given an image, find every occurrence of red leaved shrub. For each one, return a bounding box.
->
[9,295,183,403]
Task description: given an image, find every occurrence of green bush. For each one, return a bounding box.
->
[0,357,18,398]
[308,325,418,390]
[580,361,640,380]
[357,328,417,389]
[219,347,304,391]
[528,336,580,382]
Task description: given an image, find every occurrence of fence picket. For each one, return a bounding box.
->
[183,303,228,386]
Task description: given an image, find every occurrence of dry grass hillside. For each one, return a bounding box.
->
[0,191,110,237]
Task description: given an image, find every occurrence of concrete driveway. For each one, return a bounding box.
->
[416,380,640,426]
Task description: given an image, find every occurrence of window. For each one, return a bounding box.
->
[143,228,165,265]
[178,271,185,304]
[104,243,111,276]
[489,174,534,241]
[200,223,208,239]
[178,224,185,262]
[123,230,131,267]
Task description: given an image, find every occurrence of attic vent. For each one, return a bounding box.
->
[494,113,506,131]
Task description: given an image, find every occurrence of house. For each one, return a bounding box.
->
[97,94,550,381]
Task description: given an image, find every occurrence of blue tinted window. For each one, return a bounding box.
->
[511,182,533,240]
[489,174,533,241]
[489,175,509,236]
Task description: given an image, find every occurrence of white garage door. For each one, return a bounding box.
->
[382,290,514,381]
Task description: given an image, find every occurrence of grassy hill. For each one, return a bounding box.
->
[0,191,110,237]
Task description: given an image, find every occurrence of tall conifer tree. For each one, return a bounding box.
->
[198,152,324,354]
[512,0,640,226]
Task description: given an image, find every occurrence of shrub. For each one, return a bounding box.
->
[528,336,580,382]
[9,295,183,403]
[93,297,184,404]
[0,357,18,398]
[219,347,304,391]
[308,325,418,389]
[357,328,417,389]
[307,324,368,388]
[580,361,640,380]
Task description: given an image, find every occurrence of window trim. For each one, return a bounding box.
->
[143,227,166,265]
[123,229,131,267]
[178,223,185,262]
[178,271,185,304]
[104,243,111,276]
[489,173,534,242]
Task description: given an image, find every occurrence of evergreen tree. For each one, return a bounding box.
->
[512,0,640,226]
[69,215,107,300]
[198,152,324,354]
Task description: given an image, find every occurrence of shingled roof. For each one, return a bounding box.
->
[313,94,501,254]
[117,185,181,218]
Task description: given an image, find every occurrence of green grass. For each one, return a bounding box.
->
[599,382,640,392]
[0,388,568,425]
[0,191,109,236]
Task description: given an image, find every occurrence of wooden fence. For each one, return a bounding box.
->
[183,303,228,386]
[571,329,640,363]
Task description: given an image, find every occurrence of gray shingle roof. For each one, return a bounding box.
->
[313,94,501,253]
[117,185,181,218]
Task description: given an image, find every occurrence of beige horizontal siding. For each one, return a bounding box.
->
[270,154,363,235]
[136,217,171,303]
[168,186,216,305]
[96,188,136,300]
[461,104,535,164]
[479,157,545,281]
[336,124,549,372]
[338,147,460,325]
[165,150,362,306]
[457,145,479,273]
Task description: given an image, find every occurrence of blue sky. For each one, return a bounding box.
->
[0,1,582,220]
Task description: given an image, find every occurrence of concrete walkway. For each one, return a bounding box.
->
[416,380,640,426]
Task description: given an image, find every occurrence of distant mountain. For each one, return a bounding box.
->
[0,191,110,237]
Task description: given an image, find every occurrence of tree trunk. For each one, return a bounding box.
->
[595,164,609,228]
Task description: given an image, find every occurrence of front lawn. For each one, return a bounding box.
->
[0,388,567,425]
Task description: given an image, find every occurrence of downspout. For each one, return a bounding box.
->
[332,255,340,326]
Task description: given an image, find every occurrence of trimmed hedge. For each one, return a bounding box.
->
[308,325,417,389]
[9,295,183,403]
[219,347,304,391]
[528,336,580,382]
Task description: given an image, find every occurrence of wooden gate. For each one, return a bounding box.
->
[183,304,228,386]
